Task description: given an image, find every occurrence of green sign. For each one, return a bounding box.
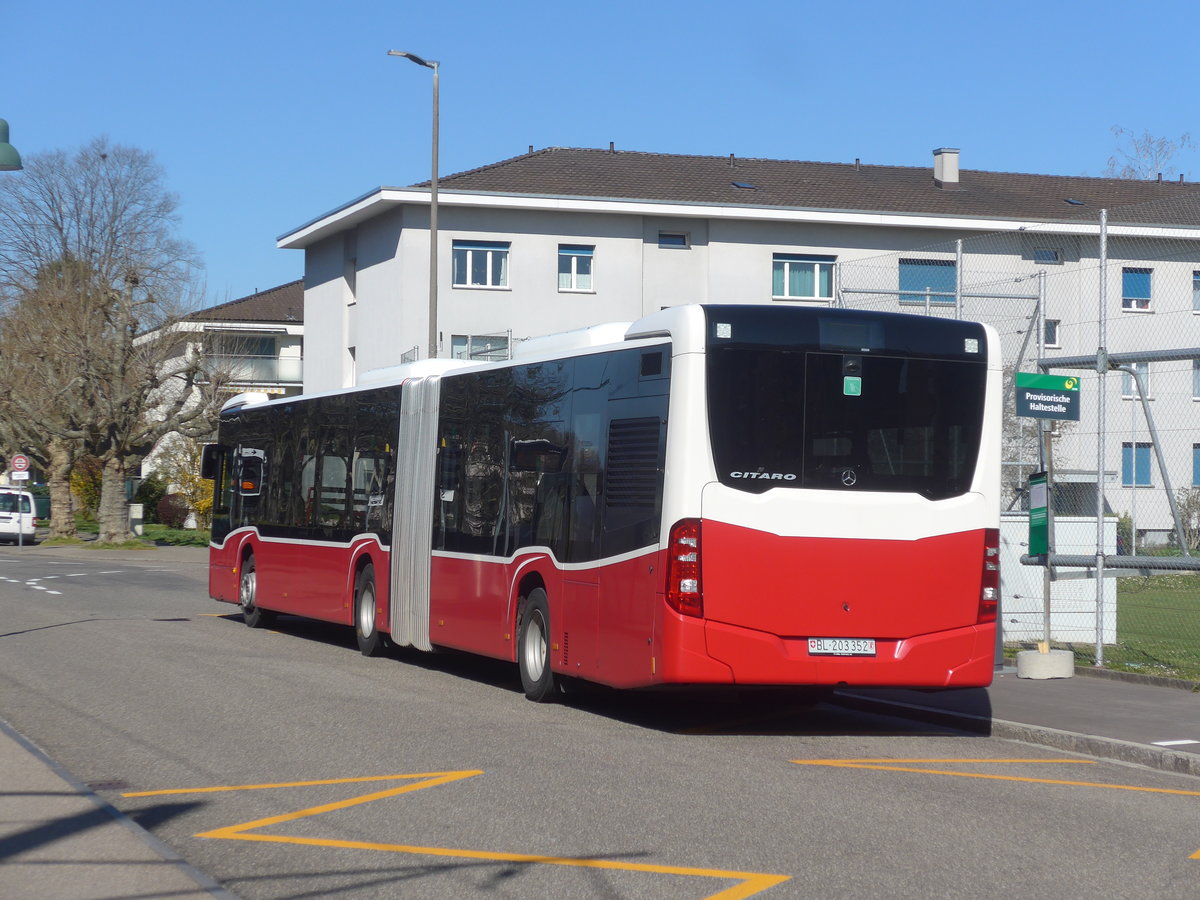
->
[843,376,862,396]
[1015,372,1080,421]
[1028,470,1048,556]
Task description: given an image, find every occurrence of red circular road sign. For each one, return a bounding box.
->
[11,454,30,472]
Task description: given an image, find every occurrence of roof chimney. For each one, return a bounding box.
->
[933,147,960,190]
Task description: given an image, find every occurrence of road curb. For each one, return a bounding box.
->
[832,690,1200,778]
[1068,663,1200,693]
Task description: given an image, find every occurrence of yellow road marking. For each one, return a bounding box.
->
[125,772,789,898]
[794,758,1200,860]
[123,773,448,797]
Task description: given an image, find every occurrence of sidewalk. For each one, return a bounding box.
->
[837,665,1200,776]
[0,719,233,900]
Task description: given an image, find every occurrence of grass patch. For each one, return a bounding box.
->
[142,524,210,547]
[38,536,94,547]
[1110,573,1200,680]
[1003,573,1200,682]
[37,536,152,550]
[38,523,209,549]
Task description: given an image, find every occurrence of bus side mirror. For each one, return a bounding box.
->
[201,444,223,480]
[239,454,265,497]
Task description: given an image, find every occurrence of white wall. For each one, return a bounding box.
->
[1000,514,1117,645]
[302,202,1019,392]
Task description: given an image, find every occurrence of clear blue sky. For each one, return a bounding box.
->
[6,0,1197,306]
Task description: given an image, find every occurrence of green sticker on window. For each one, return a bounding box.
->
[843,376,862,396]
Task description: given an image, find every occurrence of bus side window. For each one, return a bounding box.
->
[319,454,349,529]
[207,444,235,544]
[299,455,317,525]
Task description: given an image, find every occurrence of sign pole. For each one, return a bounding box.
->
[1015,380,1075,678]
[10,452,31,548]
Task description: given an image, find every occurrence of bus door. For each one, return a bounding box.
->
[559,410,603,679]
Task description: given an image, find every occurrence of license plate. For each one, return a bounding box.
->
[808,637,876,657]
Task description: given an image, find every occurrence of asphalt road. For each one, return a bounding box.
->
[1,547,1198,899]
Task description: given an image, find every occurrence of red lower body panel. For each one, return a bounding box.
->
[429,550,659,688]
[209,524,994,691]
[208,531,387,632]
[653,521,996,688]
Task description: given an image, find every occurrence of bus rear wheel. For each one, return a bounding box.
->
[354,564,385,657]
[518,589,558,702]
[239,556,275,629]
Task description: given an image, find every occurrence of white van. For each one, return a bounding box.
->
[0,489,37,543]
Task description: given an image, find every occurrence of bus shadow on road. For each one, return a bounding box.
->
[227,614,994,738]
[552,683,993,738]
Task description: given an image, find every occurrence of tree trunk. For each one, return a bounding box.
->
[97,455,132,543]
[45,437,77,540]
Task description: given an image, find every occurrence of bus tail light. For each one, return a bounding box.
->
[978,528,1000,624]
[666,518,703,618]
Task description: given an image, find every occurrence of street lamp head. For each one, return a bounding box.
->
[0,119,22,172]
[388,49,438,70]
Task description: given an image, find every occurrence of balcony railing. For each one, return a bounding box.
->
[207,354,303,384]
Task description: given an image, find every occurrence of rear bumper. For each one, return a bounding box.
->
[658,614,995,688]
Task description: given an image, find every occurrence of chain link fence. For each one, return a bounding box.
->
[835,191,1200,680]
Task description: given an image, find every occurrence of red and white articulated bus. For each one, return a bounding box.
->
[204,303,1001,701]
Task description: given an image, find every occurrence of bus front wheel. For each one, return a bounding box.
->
[239,557,274,629]
[518,589,558,702]
[354,564,385,657]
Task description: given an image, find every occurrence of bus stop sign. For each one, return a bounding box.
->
[1015,373,1080,421]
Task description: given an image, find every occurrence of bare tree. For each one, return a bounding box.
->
[0,137,230,542]
[1104,126,1194,180]
[0,257,101,537]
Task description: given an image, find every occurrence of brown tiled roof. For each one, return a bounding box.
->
[429,148,1200,226]
[192,279,304,324]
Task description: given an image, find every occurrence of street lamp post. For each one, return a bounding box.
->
[388,50,439,360]
[1,120,24,542]
[0,118,22,171]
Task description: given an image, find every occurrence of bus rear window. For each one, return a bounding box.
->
[707,347,986,500]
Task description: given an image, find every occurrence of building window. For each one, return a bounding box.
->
[452,240,509,288]
[1122,441,1152,486]
[658,232,689,249]
[1121,267,1152,311]
[1194,360,1200,400]
[1044,319,1061,348]
[1122,362,1148,399]
[899,258,956,305]
[1032,248,1062,264]
[558,244,594,292]
[1193,271,1200,311]
[451,334,510,361]
[772,254,834,301]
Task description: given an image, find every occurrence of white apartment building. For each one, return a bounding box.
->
[278,146,1200,543]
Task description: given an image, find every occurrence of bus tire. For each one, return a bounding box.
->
[518,588,558,702]
[354,564,385,657]
[239,556,274,629]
